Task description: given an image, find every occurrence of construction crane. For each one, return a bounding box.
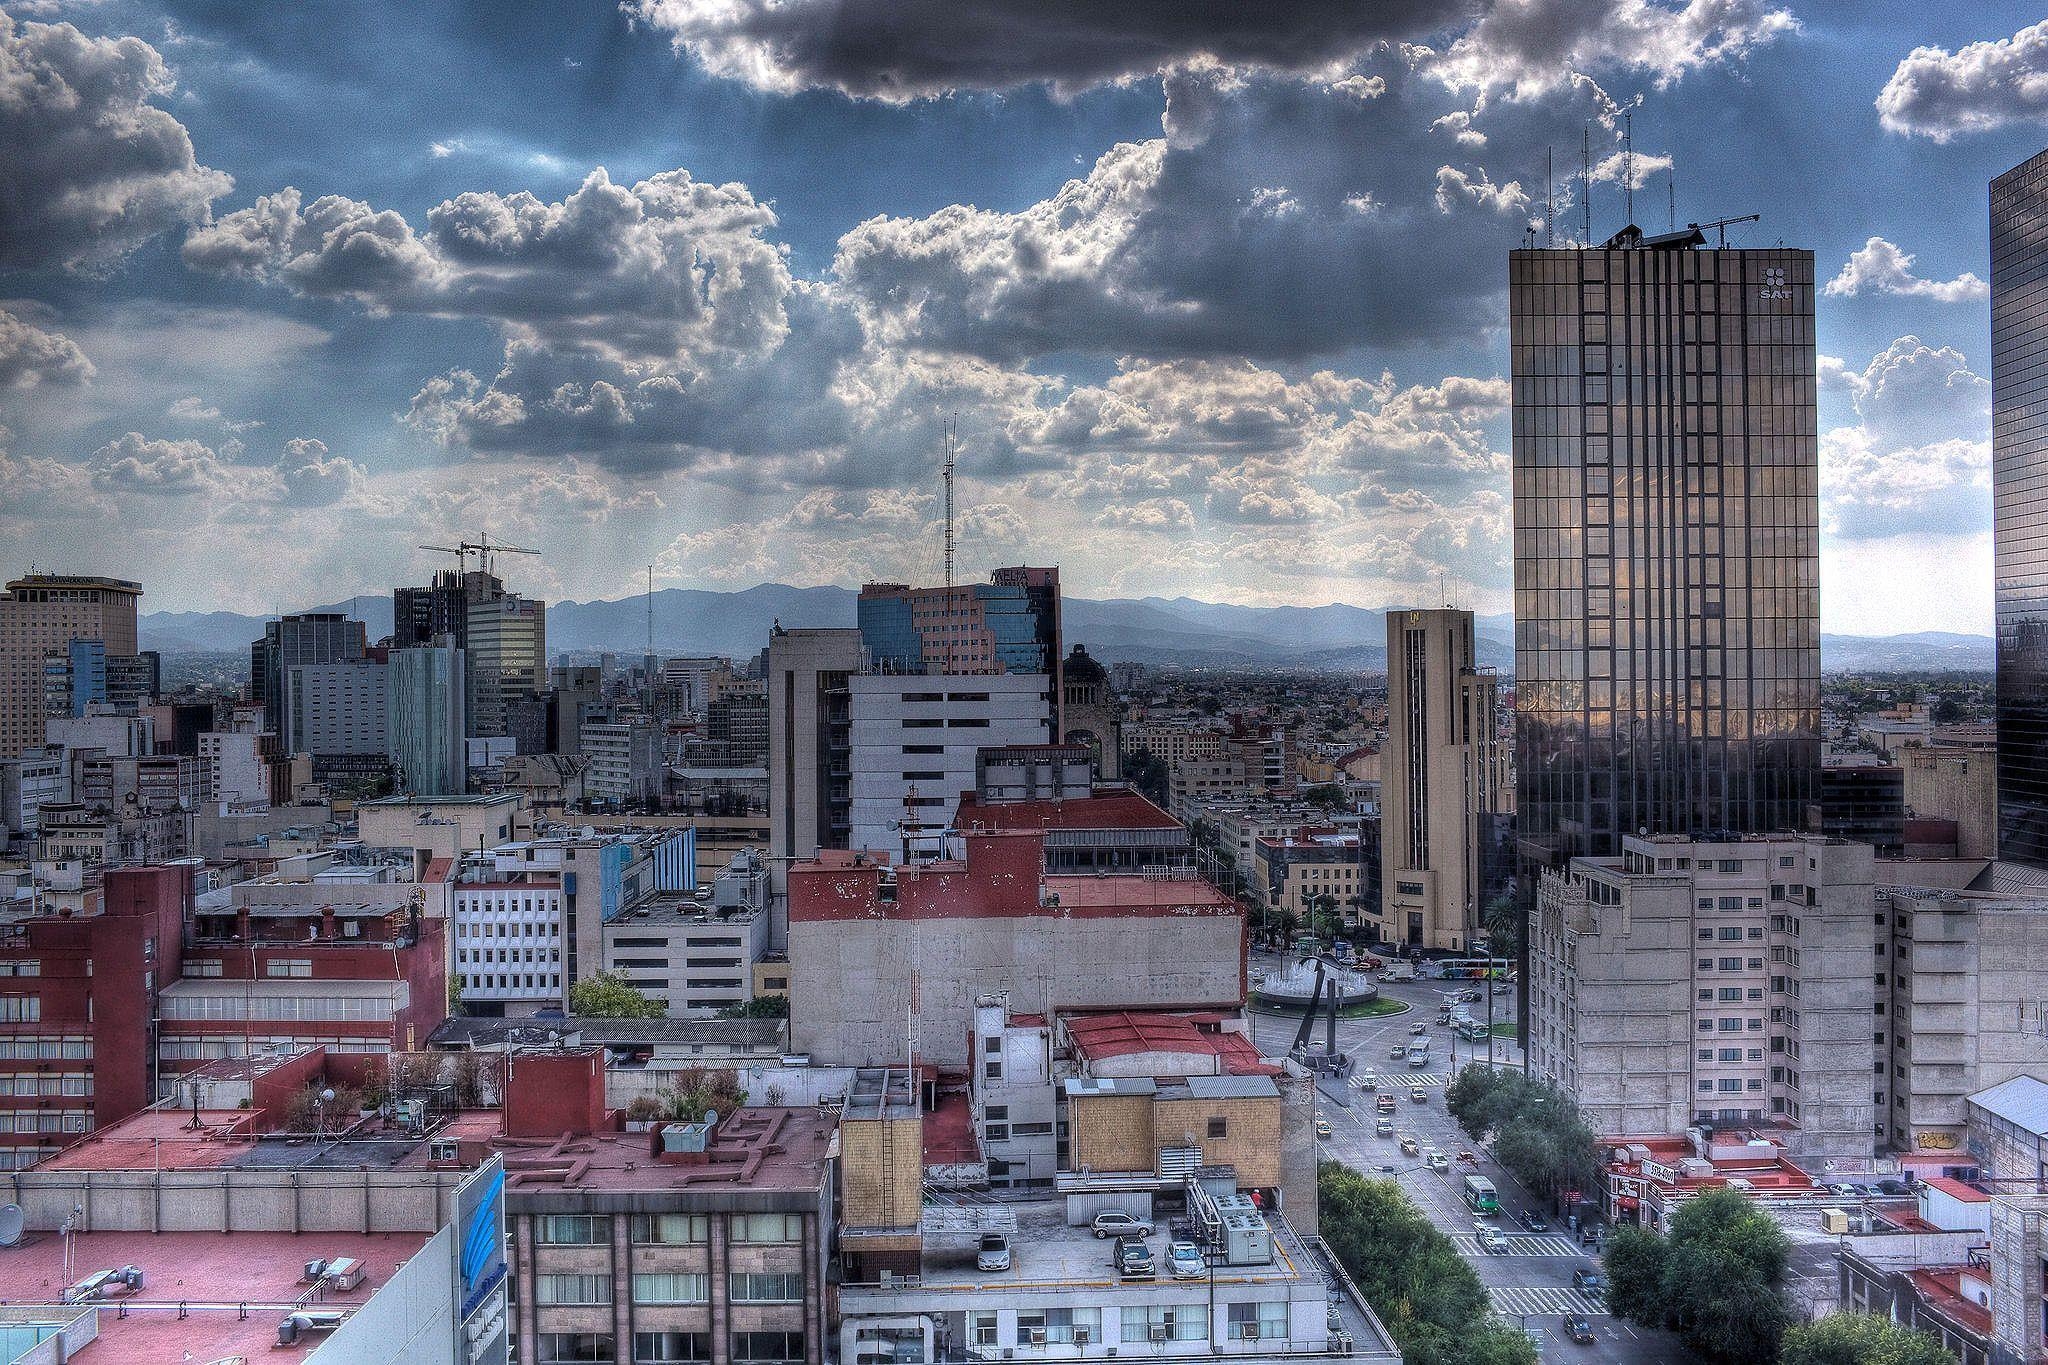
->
[1693,213,1761,249]
[416,533,541,579]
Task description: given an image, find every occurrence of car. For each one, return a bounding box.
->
[1563,1313,1595,1345]
[1391,1043,1409,1060]
[1167,1241,1205,1280]
[1572,1267,1605,1300]
[1115,1238,1155,1278]
[1426,1151,1450,1173]
[1399,1136,1420,1156]
[1315,1117,1332,1138]
[1520,1210,1551,1232]
[977,1232,1012,1272]
[1409,1023,1427,1035]
[1376,1095,1397,1114]
[1092,1210,1154,1239]
[1358,1070,1378,1091]
[1877,1178,1910,1196]
[1475,1224,1510,1253]
[1410,1086,1428,1103]
[1375,1118,1395,1137]
[1457,1149,1477,1163]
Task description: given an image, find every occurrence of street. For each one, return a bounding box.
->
[1251,962,1691,1365]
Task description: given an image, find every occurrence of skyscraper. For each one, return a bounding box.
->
[1381,608,1508,951]
[389,568,545,740]
[1509,228,1821,871]
[0,575,142,758]
[387,639,467,796]
[248,612,367,734]
[1992,148,2048,866]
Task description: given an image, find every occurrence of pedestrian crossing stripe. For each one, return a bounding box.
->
[1449,1234,1583,1257]
[1353,1072,1445,1088]
[1487,1286,1607,1318]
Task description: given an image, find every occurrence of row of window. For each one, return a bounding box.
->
[535,1212,804,1246]
[964,1302,1290,1346]
[537,1331,801,1365]
[536,1271,803,1307]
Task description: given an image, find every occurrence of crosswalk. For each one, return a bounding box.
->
[1448,1233,1583,1257]
[1488,1286,1606,1318]
[1354,1072,1445,1088]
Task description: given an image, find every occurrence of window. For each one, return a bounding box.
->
[265,959,313,978]
[632,1273,708,1306]
[1121,1307,1203,1342]
[1226,1303,1288,1341]
[731,1333,804,1364]
[634,1333,710,1364]
[1207,1118,1228,1139]
[536,1214,608,1245]
[630,1214,708,1244]
[537,1274,612,1306]
[971,1313,998,1348]
[538,1335,614,1364]
[730,1213,804,1243]
[0,997,39,1023]
[729,1272,803,1303]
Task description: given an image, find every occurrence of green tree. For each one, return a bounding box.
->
[1603,1226,1671,1330]
[718,995,790,1019]
[1123,749,1169,805]
[1604,1190,1790,1364]
[1304,782,1348,809]
[1780,1313,1957,1365]
[1457,1318,1539,1365]
[568,970,667,1019]
[1482,892,1522,961]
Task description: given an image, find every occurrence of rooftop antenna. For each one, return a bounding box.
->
[1623,109,1634,226]
[941,414,958,591]
[1668,173,1676,232]
[645,564,653,660]
[1697,213,1761,249]
[1581,127,1592,245]
[1544,147,1554,247]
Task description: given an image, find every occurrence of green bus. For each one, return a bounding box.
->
[1463,1175,1500,1214]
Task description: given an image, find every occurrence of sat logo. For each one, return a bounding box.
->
[1760,266,1792,300]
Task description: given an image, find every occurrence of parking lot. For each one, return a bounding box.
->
[1255,958,1692,1364]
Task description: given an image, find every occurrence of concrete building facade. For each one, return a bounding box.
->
[0,575,142,758]
[1527,833,1876,1159]
[766,627,861,913]
[282,658,389,759]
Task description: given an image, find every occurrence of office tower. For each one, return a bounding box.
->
[0,574,142,758]
[767,627,861,877]
[1992,148,2048,865]
[281,659,390,759]
[856,565,1063,721]
[1381,608,1508,951]
[249,612,367,734]
[391,569,544,739]
[387,640,467,796]
[1509,229,1821,870]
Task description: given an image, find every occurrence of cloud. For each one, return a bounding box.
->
[626,0,1466,101]
[0,12,231,271]
[1877,20,2048,142]
[1821,336,1990,541]
[1823,236,1988,302]
[0,306,93,387]
[1428,0,1797,95]
[274,437,373,508]
[86,430,242,496]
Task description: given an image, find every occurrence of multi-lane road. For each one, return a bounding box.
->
[1249,962,1690,1364]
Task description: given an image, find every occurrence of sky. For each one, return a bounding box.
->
[1,2,2045,633]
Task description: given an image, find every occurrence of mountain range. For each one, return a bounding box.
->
[137,584,1991,674]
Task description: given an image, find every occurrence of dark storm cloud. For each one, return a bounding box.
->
[625,0,1480,102]
[0,12,231,271]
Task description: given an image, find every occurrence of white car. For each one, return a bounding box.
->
[1475,1224,1510,1254]
[1091,1210,1154,1239]
[976,1232,1012,1272]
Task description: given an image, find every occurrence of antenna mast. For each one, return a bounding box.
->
[1623,109,1634,226]
[1581,127,1592,245]
[645,564,653,660]
[1668,174,1676,232]
[942,415,957,591]
[1544,148,1553,248]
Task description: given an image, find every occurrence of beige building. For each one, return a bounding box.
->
[1125,722,1225,771]
[1902,745,1998,860]
[1381,608,1506,951]
[0,575,141,758]
[1527,833,1877,1159]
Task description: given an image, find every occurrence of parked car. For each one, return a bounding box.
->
[1167,1241,1205,1280]
[1116,1238,1155,1278]
[1315,1117,1332,1138]
[1877,1178,1909,1196]
[1520,1209,1551,1232]
[1572,1267,1605,1301]
[1475,1224,1510,1254]
[977,1232,1012,1272]
[1375,1118,1395,1137]
[1563,1313,1595,1344]
[1410,1086,1428,1103]
[1092,1210,1154,1239]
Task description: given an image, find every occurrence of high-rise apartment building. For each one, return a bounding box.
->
[0,575,142,758]
[1381,607,1508,951]
[766,627,861,906]
[1510,231,1821,869]
[248,611,367,734]
[1992,148,2048,866]
[856,566,1062,709]
[388,639,467,796]
[281,658,389,759]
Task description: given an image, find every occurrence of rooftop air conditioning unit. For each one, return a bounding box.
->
[277,1310,347,1345]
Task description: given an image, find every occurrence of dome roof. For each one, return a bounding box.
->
[1063,643,1108,684]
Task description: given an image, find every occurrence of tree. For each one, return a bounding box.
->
[659,1066,745,1123]
[1123,748,1169,805]
[1781,1314,1957,1365]
[1304,782,1348,809]
[1603,1190,1791,1364]
[568,970,667,1019]
[1603,1226,1670,1330]
[1482,892,1522,961]
[1457,1318,1539,1365]
[718,995,790,1019]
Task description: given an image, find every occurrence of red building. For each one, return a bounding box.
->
[0,864,188,1169]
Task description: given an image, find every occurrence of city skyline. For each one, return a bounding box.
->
[1,6,2045,632]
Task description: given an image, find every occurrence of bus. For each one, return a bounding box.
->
[1463,1176,1500,1214]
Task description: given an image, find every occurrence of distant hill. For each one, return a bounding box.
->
[139,585,1988,675]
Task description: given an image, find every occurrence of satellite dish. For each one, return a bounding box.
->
[0,1204,23,1247]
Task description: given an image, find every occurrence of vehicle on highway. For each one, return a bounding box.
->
[1463,1175,1500,1213]
[1457,1149,1477,1163]
[1456,1019,1491,1042]
[1092,1210,1154,1239]
[1410,1086,1427,1103]
[1520,1209,1550,1232]
[1399,1136,1420,1156]
[977,1232,1012,1272]
[1116,1238,1155,1278]
[1407,1040,1432,1066]
[1474,1223,1510,1254]
[1409,1023,1427,1036]
[1167,1241,1205,1280]
[1376,1094,1397,1114]
[1427,1151,1450,1173]
[1572,1267,1605,1302]
[1375,1117,1394,1136]
[1390,1042,1409,1060]
[1563,1313,1595,1344]
[1358,1070,1377,1091]
[1315,1117,1332,1138]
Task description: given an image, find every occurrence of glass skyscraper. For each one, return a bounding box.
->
[1993,148,2048,867]
[1510,229,1821,870]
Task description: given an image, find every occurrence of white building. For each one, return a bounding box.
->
[281,659,388,756]
[199,728,271,807]
[0,754,68,843]
[45,705,153,758]
[452,867,566,1014]
[849,671,1054,858]
[1527,833,1877,1159]
[580,718,662,809]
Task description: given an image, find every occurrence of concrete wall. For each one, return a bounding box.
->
[307,1223,460,1365]
[841,1114,923,1229]
[1068,1094,1154,1175]
[6,1166,462,1235]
